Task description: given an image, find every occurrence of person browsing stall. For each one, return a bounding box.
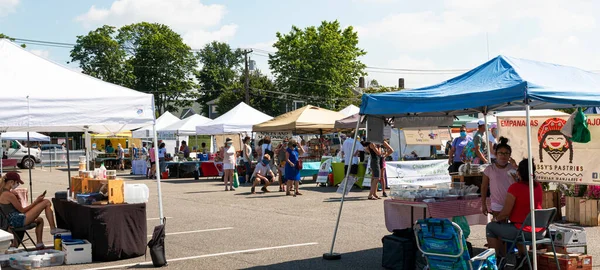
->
[275,138,289,192]
[0,172,68,249]
[489,123,498,163]
[448,125,472,173]
[473,120,489,164]
[180,141,190,159]
[285,139,305,196]
[221,138,236,191]
[361,141,383,200]
[117,143,125,171]
[485,158,543,263]
[481,137,517,217]
[250,154,277,194]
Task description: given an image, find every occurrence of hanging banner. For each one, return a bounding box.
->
[256,132,293,148]
[385,160,451,186]
[316,156,333,183]
[402,127,449,145]
[498,115,600,184]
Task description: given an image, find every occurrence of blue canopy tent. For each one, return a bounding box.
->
[324,56,600,268]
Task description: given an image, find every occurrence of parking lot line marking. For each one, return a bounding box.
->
[84,242,319,270]
[147,227,234,237]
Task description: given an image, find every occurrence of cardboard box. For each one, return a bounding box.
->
[553,225,587,246]
[577,255,592,270]
[62,239,92,265]
[555,245,587,255]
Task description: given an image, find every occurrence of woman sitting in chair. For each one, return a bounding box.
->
[0,172,67,249]
[485,158,543,264]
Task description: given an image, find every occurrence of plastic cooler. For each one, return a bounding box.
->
[124,183,150,204]
[0,229,14,252]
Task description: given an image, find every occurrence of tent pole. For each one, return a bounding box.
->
[152,123,165,224]
[323,115,361,260]
[0,133,3,175]
[66,133,71,190]
[27,132,33,204]
[525,104,537,269]
[484,112,492,163]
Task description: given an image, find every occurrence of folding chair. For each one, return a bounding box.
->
[0,208,36,251]
[414,218,498,270]
[502,207,560,270]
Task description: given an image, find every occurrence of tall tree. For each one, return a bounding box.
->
[216,70,282,117]
[70,25,131,85]
[117,22,199,114]
[269,20,366,110]
[196,41,243,115]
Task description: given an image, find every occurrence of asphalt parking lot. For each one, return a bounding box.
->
[6,168,600,269]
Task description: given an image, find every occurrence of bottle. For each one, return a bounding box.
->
[99,163,107,179]
[54,234,62,250]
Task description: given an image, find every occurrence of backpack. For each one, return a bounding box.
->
[147,218,167,267]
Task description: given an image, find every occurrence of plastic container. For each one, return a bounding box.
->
[99,163,107,179]
[124,184,150,204]
[78,156,87,163]
[62,239,92,265]
[28,249,66,267]
[0,228,14,251]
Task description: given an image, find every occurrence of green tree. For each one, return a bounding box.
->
[70,25,131,85]
[196,41,243,115]
[0,33,26,48]
[216,70,282,116]
[269,20,366,110]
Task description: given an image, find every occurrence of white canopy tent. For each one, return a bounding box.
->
[338,104,360,117]
[196,102,272,135]
[0,132,50,142]
[465,109,568,128]
[0,39,165,223]
[160,114,212,136]
[132,112,180,138]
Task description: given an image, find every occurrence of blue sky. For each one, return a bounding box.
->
[1,0,599,88]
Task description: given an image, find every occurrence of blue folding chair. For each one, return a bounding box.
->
[414,218,497,270]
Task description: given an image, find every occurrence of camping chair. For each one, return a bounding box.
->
[414,218,498,270]
[502,208,560,270]
[0,208,36,251]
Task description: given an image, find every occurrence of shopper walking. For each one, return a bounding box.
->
[221,138,236,191]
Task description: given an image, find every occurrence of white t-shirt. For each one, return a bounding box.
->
[342,138,358,165]
[223,146,236,165]
[253,162,273,177]
[242,144,252,162]
[158,148,166,158]
[489,133,497,159]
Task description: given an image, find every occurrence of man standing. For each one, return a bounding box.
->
[250,154,277,194]
[488,123,498,163]
[473,120,489,164]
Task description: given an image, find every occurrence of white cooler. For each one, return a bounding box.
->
[0,230,13,253]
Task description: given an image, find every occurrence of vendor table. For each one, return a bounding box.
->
[300,161,321,178]
[200,161,222,177]
[165,161,201,179]
[384,199,490,231]
[331,162,366,187]
[52,199,147,262]
[95,157,131,170]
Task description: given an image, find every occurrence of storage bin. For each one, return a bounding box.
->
[62,239,92,265]
[28,249,65,267]
[124,183,150,204]
[0,229,14,253]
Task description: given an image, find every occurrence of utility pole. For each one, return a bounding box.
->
[243,49,253,105]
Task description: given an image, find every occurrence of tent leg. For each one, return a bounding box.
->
[153,124,165,224]
[27,132,33,204]
[66,133,71,190]
[1,133,3,175]
[484,112,492,163]
[323,115,362,260]
[525,104,537,269]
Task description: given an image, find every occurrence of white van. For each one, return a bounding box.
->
[2,140,42,169]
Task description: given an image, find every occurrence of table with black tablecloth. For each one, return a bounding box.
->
[52,199,147,262]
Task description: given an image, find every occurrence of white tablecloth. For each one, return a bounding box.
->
[132,160,147,175]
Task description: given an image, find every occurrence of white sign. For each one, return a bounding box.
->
[498,115,600,184]
[336,176,357,195]
[256,131,293,148]
[385,160,451,186]
[402,127,450,145]
[316,156,333,183]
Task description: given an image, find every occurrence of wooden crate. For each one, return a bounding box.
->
[542,191,562,221]
[70,177,83,194]
[83,179,124,204]
[578,199,600,226]
[566,196,581,223]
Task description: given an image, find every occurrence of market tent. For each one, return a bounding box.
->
[360,55,600,117]
[584,107,600,114]
[132,112,180,138]
[465,109,568,128]
[338,104,360,117]
[0,39,154,133]
[196,102,272,135]
[334,113,453,129]
[253,105,345,133]
[0,132,50,142]
[452,115,478,127]
[160,114,212,136]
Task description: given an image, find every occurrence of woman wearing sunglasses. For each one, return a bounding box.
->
[481,137,517,217]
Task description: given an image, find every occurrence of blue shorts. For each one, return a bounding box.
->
[8,212,25,228]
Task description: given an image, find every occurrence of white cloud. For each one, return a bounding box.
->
[29,49,50,59]
[75,0,236,48]
[0,0,19,17]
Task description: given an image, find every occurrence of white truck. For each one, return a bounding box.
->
[2,140,42,169]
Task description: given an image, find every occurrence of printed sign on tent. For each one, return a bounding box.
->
[256,132,293,148]
[498,115,600,184]
[402,127,448,145]
[316,156,333,183]
[385,160,451,186]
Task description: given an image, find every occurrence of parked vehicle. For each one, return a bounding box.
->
[41,144,63,151]
[2,140,42,169]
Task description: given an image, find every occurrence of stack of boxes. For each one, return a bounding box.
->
[538,225,592,270]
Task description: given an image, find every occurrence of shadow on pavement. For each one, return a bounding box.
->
[242,248,382,270]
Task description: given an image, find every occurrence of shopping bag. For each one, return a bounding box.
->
[233,171,240,188]
[147,217,167,267]
[451,216,471,239]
